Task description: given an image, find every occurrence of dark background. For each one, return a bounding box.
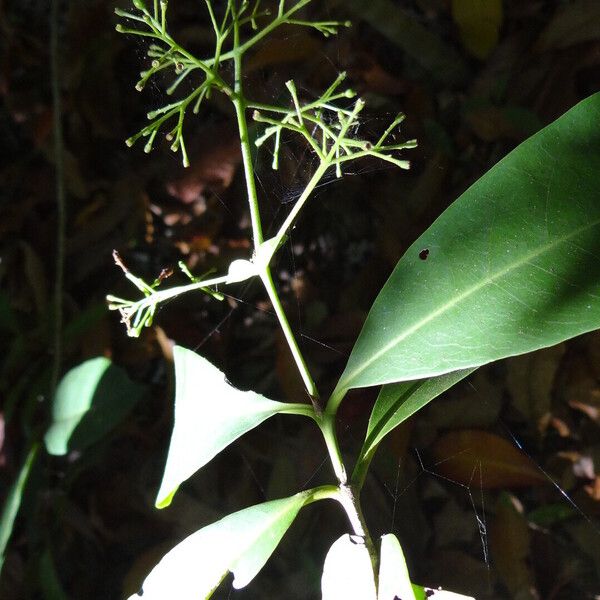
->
[1,0,600,598]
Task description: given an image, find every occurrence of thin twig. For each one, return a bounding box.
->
[50,0,66,394]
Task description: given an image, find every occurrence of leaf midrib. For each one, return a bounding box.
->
[341,217,600,391]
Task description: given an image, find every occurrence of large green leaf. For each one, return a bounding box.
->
[156,346,313,508]
[44,357,144,456]
[334,92,600,397]
[354,369,475,481]
[129,492,309,600]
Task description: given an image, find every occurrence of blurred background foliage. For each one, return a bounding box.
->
[1,0,600,598]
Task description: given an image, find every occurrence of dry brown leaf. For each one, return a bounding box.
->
[490,494,537,598]
[166,134,241,204]
[431,430,547,488]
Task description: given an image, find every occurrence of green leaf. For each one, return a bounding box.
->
[156,346,304,508]
[321,534,377,600]
[44,358,144,456]
[334,92,600,397]
[378,534,415,600]
[129,492,309,599]
[0,444,39,575]
[355,369,475,475]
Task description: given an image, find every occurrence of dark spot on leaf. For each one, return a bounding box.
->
[137,588,144,597]
[419,248,429,260]
[425,589,435,597]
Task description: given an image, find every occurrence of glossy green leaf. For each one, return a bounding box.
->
[156,346,311,508]
[321,534,377,600]
[334,92,600,397]
[129,492,309,599]
[44,358,144,456]
[355,369,475,478]
[378,534,415,600]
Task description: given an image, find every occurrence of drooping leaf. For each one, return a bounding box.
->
[430,430,546,488]
[334,92,600,398]
[321,534,377,600]
[377,534,416,600]
[356,369,475,472]
[44,357,144,456]
[0,444,39,575]
[129,492,309,600]
[156,346,310,508]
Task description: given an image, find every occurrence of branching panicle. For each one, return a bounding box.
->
[253,74,416,174]
[115,0,350,167]
[111,0,415,375]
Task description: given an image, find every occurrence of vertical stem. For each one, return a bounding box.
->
[232,17,263,245]
[318,415,347,483]
[319,414,379,577]
[50,0,65,394]
[231,4,319,401]
[261,268,320,401]
[337,483,379,579]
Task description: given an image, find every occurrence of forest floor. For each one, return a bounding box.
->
[1,1,600,598]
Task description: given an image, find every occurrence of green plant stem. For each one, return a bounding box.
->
[270,99,365,249]
[304,482,378,577]
[303,484,340,505]
[317,417,378,576]
[261,268,319,401]
[108,272,232,309]
[325,384,347,420]
[277,402,318,420]
[197,0,313,70]
[318,415,347,483]
[232,20,263,245]
[350,446,376,492]
[230,7,321,402]
[337,483,378,576]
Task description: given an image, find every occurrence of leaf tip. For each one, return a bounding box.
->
[155,486,178,509]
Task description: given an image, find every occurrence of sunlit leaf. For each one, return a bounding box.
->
[321,534,377,600]
[334,93,600,397]
[156,346,304,508]
[378,534,415,600]
[44,357,144,456]
[129,492,309,600]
